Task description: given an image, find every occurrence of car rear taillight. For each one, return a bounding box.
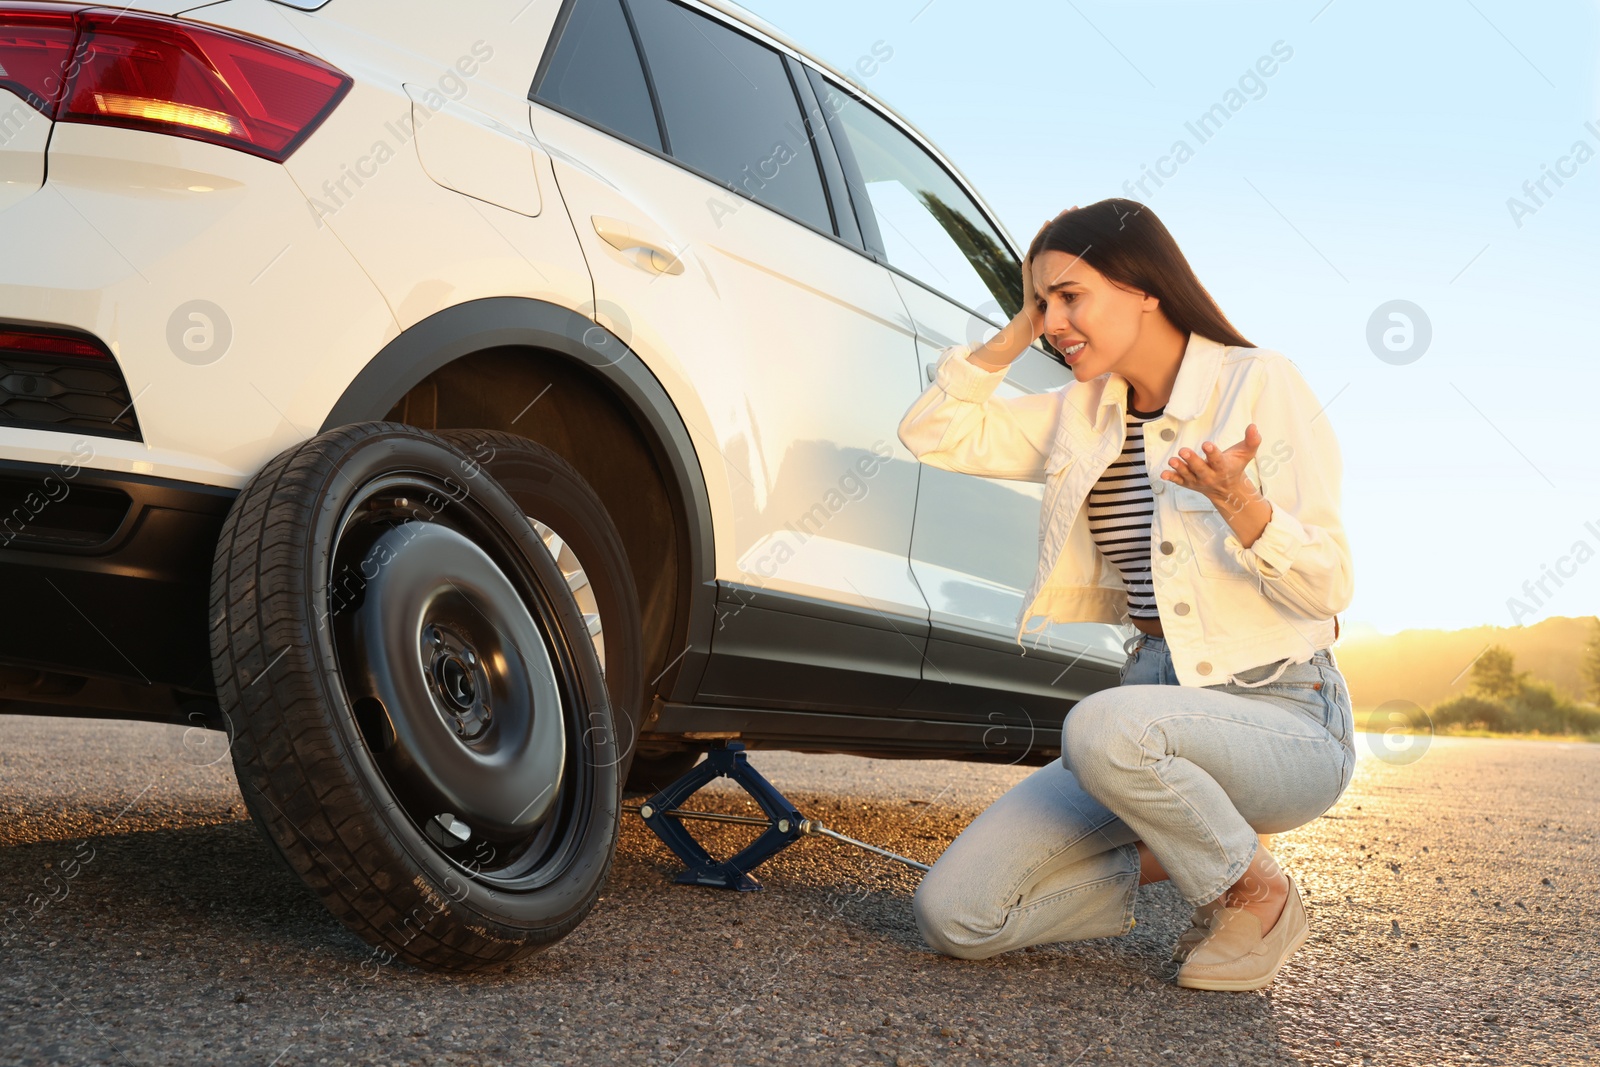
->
[0,3,351,162]
[0,325,108,361]
[0,4,80,116]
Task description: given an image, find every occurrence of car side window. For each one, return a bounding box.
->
[531,0,663,152]
[812,74,1022,321]
[625,0,834,235]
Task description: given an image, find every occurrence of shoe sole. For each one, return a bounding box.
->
[1173,918,1310,990]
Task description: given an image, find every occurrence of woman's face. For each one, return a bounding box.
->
[1030,250,1154,381]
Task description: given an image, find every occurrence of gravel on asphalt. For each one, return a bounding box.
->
[0,715,1594,1066]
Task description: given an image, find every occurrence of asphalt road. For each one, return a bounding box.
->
[1,714,1594,1066]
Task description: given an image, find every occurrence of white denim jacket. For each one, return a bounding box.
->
[897,330,1353,688]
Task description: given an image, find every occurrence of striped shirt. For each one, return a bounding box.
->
[1085,392,1166,619]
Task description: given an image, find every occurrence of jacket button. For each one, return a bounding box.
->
[1159,540,1174,554]
[1196,661,1212,675]
[1160,428,1175,441]
[1174,602,1190,615]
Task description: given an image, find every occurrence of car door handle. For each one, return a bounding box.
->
[591,214,685,275]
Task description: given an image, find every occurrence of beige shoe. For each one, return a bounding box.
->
[1175,873,1309,991]
[1170,834,1273,962]
[1170,895,1228,962]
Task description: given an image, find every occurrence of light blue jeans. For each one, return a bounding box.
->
[914,632,1356,960]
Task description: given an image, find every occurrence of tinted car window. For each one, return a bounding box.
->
[814,76,1021,319]
[626,0,833,234]
[532,0,662,151]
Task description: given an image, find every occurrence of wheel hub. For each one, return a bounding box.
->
[424,624,491,740]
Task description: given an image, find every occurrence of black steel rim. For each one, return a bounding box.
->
[324,468,599,891]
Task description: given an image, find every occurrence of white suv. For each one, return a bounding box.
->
[0,0,1126,969]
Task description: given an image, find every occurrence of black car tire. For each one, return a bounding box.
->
[211,422,620,971]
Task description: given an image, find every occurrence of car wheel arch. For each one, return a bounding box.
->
[319,296,715,706]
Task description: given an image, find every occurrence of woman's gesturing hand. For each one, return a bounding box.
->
[1163,423,1276,550]
[1161,423,1263,508]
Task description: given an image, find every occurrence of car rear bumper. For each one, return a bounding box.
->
[0,459,234,714]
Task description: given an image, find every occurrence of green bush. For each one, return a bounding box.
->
[1508,680,1600,736]
[1431,694,1507,731]
[1429,683,1600,737]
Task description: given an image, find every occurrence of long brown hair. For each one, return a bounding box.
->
[1026,198,1254,350]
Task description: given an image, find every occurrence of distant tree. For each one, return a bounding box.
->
[1583,618,1600,705]
[1469,644,1529,702]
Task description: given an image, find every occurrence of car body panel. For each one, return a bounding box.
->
[404,88,543,217]
[0,88,48,213]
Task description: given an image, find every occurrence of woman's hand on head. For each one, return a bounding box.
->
[1161,423,1263,506]
[1019,232,1044,339]
[1020,206,1079,341]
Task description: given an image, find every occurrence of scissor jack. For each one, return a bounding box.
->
[622,741,931,890]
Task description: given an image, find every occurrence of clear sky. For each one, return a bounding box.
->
[741,0,1600,637]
